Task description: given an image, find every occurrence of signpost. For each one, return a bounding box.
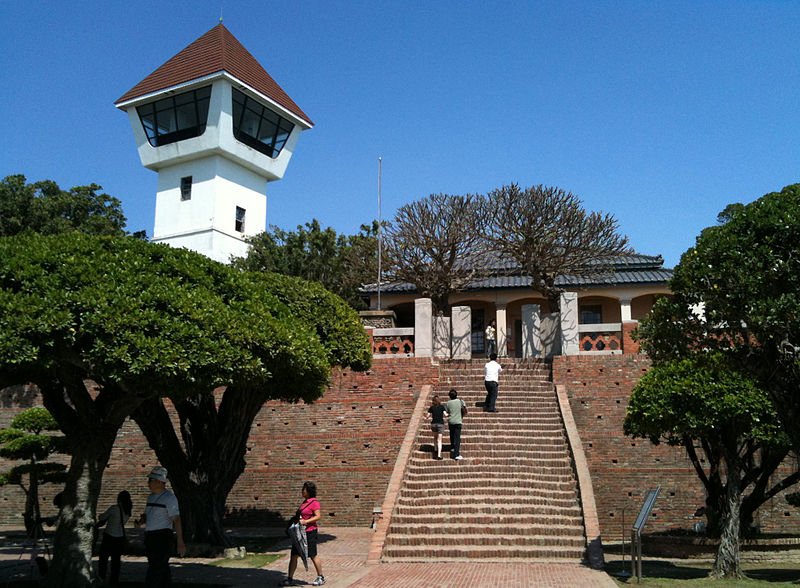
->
[631,486,661,581]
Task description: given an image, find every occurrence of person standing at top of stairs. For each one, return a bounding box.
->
[483,353,502,413]
[445,389,467,460]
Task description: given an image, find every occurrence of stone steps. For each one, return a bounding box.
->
[384,535,586,550]
[381,544,585,561]
[388,521,585,533]
[394,494,579,509]
[392,503,582,518]
[381,360,586,562]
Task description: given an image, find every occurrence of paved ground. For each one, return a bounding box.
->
[0,527,617,587]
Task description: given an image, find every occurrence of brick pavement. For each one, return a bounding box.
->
[193,527,616,587]
[0,527,617,587]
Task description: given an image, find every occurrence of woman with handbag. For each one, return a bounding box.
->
[96,490,132,586]
[280,481,325,586]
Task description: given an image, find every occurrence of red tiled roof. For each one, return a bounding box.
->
[115,24,312,126]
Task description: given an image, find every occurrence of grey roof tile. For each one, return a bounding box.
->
[362,253,672,294]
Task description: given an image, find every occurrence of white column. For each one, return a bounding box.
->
[414,298,433,358]
[451,305,472,359]
[496,304,508,357]
[620,297,632,322]
[560,292,579,356]
[433,316,451,359]
[521,304,541,358]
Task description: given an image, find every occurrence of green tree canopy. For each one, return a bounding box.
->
[638,184,800,450]
[632,183,800,579]
[0,232,334,587]
[235,219,378,309]
[132,271,371,544]
[0,174,127,237]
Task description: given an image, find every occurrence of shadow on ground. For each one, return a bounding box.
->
[606,558,800,584]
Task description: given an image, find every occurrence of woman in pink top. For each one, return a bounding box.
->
[280,481,325,586]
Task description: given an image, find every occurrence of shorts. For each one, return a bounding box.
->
[430,423,445,433]
[292,528,318,559]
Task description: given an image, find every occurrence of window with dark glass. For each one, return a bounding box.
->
[235,207,246,233]
[137,86,211,147]
[580,304,603,324]
[180,176,192,201]
[232,88,295,158]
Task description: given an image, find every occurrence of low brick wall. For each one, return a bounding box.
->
[553,355,800,540]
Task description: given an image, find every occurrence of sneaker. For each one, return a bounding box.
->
[278,579,296,587]
[455,455,464,460]
[312,576,326,586]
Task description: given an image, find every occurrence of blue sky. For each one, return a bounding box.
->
[2,1,798,268]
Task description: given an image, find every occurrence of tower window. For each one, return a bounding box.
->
[235,207,246,233]
[137,86,211,147]
[180,176,192,201]
[232,89,295,159]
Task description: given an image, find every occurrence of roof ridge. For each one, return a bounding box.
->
[115,23,312,126]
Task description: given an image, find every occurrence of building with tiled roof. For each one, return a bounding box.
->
[116,24,312,263]
[361,253,672,357]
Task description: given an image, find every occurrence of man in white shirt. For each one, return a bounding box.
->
[138,466,185,587]
[484,353,502,413]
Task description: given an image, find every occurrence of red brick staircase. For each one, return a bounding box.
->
[381,358,587,562]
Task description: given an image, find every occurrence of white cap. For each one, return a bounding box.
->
[148,466,168,482]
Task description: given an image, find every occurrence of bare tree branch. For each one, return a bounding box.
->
[382,193,486,312]
[486,184,631,309]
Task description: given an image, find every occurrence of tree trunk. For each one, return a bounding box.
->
[178,478,229,546]
[711,454,743,579]
[46,431,115,588]
[134,389,259,546]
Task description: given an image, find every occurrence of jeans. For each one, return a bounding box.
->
[448,423,462,458]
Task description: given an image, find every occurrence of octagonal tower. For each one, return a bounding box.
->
[115,24,313,263]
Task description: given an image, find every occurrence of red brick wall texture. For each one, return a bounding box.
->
[2,356,798,541]
[552,355,800,540]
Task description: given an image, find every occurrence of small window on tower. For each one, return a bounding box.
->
[235,207,246,233]
[180,176,192,201]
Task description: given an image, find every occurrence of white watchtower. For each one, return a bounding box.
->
[115,24,313,263]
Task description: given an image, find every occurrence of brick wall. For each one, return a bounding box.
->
[0,359,439,528]
[225,358,438,527]
[553,355,800,540]
[3,355,799,539]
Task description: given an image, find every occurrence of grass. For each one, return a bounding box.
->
[605,559,800,586]
[209,552,282,568]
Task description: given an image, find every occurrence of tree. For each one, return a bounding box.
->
[0,408,68,536]
[632,183,800,579]
[624,354,798,579]
[382,193,485,313]
[0,232,334,587]
[637,184,800,448]
[0,174,127,237]
[486,184,630,310]
[131,272,371,545]
[235,219,378,309]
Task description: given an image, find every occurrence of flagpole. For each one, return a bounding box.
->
[377,157,382,310]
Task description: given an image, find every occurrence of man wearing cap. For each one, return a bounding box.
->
[138,466,185,586]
